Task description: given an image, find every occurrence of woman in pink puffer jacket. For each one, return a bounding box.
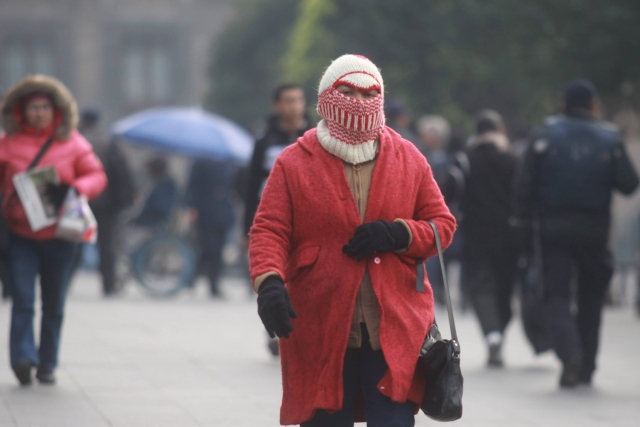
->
[0,75,107,386]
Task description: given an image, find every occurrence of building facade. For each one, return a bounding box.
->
[0,0,233,124]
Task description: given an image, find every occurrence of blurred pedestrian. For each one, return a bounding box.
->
[416,115,452,181]
[386,99,418,144]
[455,110,519,367]
[132,157,176,229]
[184,158,237,298]
[244,83,312,355]
[80,110,135,297]
[0,75,107,385]
[417,115,454,305]
[516,79,639,387]
[250,54,455,426]
[243,83,312,242]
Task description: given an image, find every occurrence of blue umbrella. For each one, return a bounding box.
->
[111,107,254,164]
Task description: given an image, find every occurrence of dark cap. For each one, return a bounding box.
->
[564,79,598,111]
[475,109,504,135]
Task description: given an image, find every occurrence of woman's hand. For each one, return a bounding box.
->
[342,220,410,261]
[257,276,297,338]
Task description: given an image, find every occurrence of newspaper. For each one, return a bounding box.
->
[12,166,60,231]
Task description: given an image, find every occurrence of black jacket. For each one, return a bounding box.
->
[458,140,519,242]
[516,113,639,241]
[243,115,313,235]
[185,158,237,230]
[88,137,135,217]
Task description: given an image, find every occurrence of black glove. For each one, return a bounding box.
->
[43,183,71,211]
[342,220,410,261]
[257,276,297,338]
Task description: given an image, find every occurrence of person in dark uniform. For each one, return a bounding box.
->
[516,79,639,388]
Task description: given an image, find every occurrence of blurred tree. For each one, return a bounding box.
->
[205,0,302,130]
[283,0,640,132]
[210,0,640,133]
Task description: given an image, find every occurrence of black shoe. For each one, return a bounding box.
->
[35,369,56,385]
[12,361,34,386]
[578,369,592,386]
[487,343,504,368]
[560,360,582,388]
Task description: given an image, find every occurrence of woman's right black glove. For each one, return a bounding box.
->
[257,276,297,339]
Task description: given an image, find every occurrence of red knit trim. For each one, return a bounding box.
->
[332,71,381,92]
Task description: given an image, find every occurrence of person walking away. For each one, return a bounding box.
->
[516,79,639,387]
[184,158,237,297]
[0,75,107,385]
[132,157,176,229]
[455,110,519,367]
[250,54,456,426]
[244,83,312,355]
[80,109,135,296]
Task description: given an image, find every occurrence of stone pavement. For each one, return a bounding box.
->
[0,271,638,427]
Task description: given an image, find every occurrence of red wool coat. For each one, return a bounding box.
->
[249,126,456,425]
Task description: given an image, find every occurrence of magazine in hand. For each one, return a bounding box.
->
[12,166,60,231]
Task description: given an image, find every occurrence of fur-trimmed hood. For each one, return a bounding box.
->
[1,74,78,141]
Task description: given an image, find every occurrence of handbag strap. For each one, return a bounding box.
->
[426,220,460,353]
[4,137,55,205]
[27,137,56,171]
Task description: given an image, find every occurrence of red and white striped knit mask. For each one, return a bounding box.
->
[317,84,384,147]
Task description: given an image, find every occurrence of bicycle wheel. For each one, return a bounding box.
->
[132,234,196,297]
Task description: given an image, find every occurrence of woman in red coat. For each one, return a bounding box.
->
[0,75,107,385]
[250,55,455,426]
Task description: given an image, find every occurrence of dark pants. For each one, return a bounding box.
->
[197,219,229,295]
[541,237,612,375]
[302,325,415,427]
[96,213,118,294]
[9,233,78,372]
[463,236,519,336]
[0,248,11,298]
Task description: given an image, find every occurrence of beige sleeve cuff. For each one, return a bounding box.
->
[393,218,413,253]
[253,271,280,292]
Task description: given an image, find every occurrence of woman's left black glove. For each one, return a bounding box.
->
[43,183,71,211]
[343,220,410,261]
[257,276,297,339]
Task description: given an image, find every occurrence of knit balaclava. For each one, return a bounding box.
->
[316,54,385,164]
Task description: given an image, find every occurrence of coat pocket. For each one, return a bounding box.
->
[286,245,320,283]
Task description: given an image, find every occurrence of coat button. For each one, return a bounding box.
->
[374,257,381,264]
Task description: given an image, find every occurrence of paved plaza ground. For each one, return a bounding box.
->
[0,271,637,427]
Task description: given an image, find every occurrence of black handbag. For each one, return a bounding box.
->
[416,220,463,421]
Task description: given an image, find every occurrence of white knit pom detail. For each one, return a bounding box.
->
[317,120,378,164]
